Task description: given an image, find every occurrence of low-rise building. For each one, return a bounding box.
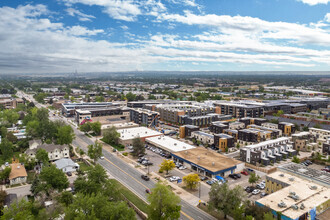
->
[117,127,162,145]
[214,133,235,152]
[191,131,214,145]
[55,158,80,173]
[209,121,229,134]
[172,148,244,178]
[179,125,199,138]
[26,142,70,161]
[278,122,296,136]
[9,163,27,185]
[256,164,330,220]
[145,135,195,154]
[309,128,330,143]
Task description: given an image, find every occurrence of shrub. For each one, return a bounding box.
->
[122,152,128,156]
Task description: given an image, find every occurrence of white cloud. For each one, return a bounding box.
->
[298,0,330,5]
[325,13,330,22]
[120,25,129,30]
[66,8,95,21]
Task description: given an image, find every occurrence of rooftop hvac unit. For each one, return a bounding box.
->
[197,156,200,160]
[289,178,294,181]
[174,143,177,146]
[279,174,284,177]
[212,162,215,166]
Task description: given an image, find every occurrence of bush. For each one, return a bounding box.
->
[122,152,128,156]
[158,169,164,173]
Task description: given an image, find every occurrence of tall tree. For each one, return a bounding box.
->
[36,148,49,165]
[208,183,245,219]
[40,165,69,192]
[88,141,103,163]
[0,167,12,181]
[248,172,260,186]
[103,126,120,145]
[159,159,176,175]
[56,125,75,145]
[0,138,14,161]
[132,137,145,156]
[183,174,200,190]
[147,182,181,220]
[91,121,102,135]
[80,122,91,133]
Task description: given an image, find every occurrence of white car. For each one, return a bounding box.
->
[252,189,260,195]
[179,166,186,170]
[169,176,181,182]
[100,156,105,160]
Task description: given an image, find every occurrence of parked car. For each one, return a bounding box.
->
[100,156,105,160]
[66,172,72,176]
[179,166,186,170]
[260,192,268,198]
[245,186,255,193]
[229,174,238,179]
[241,171,249,175]
[145,189,151,194]
[252,189,260,195]
[256,183,265,189]
[169,176,181,182]
[305,160,312,165]
[141,175,150,181]
[200,176,209,181]
[234,174,241,178]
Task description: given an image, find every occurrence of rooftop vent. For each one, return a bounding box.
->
[212,162,215,166]
[279,174,284,177]
[289,178,294,181]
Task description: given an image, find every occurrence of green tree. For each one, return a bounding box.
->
[147,182,181,220]
[40,165,69,192]
[291,156,300,163]
[57,191,74,207]
[80,122,91,133]
[65,193,136,220]
[208,183,245,219]
[36,148,49,165]
[264,212,276,220]
[248,172,260,186]
[132,137,145,156]
[64,93,69,99]
[88,141,103,163]
[183,174,200,190]
[0,167,12,181]
[91,121,102,135]
[125,92,136,101]
[2,109,20,125]
[0,138,14,161]
[56,125,75,145]
[103,126,120,145]
[6,132,17,143]
[95,96,105,102]
[159,159,176,175]
[1,199,34,219]
[26,120,40,138]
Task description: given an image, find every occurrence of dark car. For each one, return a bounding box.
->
[206,180,214,185]
[245,186,255,193]
[145,189,151,194]
[260,192,268,198]
[66,172,72,176]
[229,174,237,179]
[234,174,241,178]
[141,175,150,181]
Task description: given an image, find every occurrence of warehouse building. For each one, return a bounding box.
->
[172,148,244,178]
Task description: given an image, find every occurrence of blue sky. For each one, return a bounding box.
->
[0,0,329,73]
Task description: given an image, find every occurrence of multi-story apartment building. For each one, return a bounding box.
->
[214,101,264,118]
[223,129,238,141]
[240,137,296,166]
[239,117,267,127]
[191,131,214,145]
[130,108,159,127]
[322,139,330,155]
[238,128,273,145]
[179,125,200,138]
[214,133,235,152]
[309,128,330,142]
[247,124,282,137]
[209,121,229,134]
[178,114,232,127]
[278,122,295,136]
[228,121,245,130]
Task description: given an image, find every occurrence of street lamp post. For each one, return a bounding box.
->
[199,181,201,198]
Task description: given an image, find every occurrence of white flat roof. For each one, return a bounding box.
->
[118,127,162,141]
[244,137,289,150]
[146,136,195,153]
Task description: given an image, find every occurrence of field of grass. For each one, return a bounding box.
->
[77,162,90,172]
[109,179,148,214]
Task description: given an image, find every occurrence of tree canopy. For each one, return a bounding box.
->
[159,159,176,175]
[183,174,200,190]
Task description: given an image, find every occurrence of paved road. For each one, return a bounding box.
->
[17,91,215,220]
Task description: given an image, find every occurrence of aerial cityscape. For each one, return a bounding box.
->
[0,0,329,220]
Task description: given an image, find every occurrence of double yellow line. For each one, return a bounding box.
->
[103,157,193,220]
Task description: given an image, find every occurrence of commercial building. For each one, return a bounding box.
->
[130,108,159,127]
[61,102,125,117]
[117,127,162,145]
[214,133,235,152]
[172,148,244,178]
[240,137,296,166]
[0,98,24,109]
[256,164,330,220]
[145,135,195,154]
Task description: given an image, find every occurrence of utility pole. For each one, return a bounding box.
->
[199,181,201,198]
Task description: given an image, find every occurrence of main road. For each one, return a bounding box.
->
[17,91,215,220]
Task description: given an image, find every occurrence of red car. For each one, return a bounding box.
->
[241,171,249,176]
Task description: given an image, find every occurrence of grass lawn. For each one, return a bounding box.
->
[77,162,90,172]
[109,179,148,214]
[100,139,125,151]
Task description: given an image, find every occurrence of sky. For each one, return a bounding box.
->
[0,0,329,74]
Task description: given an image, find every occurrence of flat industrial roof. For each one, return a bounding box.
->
[118,127,162,141]
[172,148,242,173]
[146,136,195,153]
[257,171,330,220]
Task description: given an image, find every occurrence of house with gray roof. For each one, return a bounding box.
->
[25,142,70,161]
[55,158,79,173]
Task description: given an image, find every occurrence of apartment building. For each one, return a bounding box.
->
[178,114,232,127]
[278,122,296,136]
[214,133,235,152]
[179,125,200,138]
[291,132,313,151]
[247,124,282,137]
[228,121,245,130]
[130,108,159,127]
[214,101,264,118]
[309,128,330,142]
[209,121,229,134]
[322,140,330,155]
[239,117,267,126]
[240,137,296,166]
[191,131,214,145]
[223,129,238,141]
